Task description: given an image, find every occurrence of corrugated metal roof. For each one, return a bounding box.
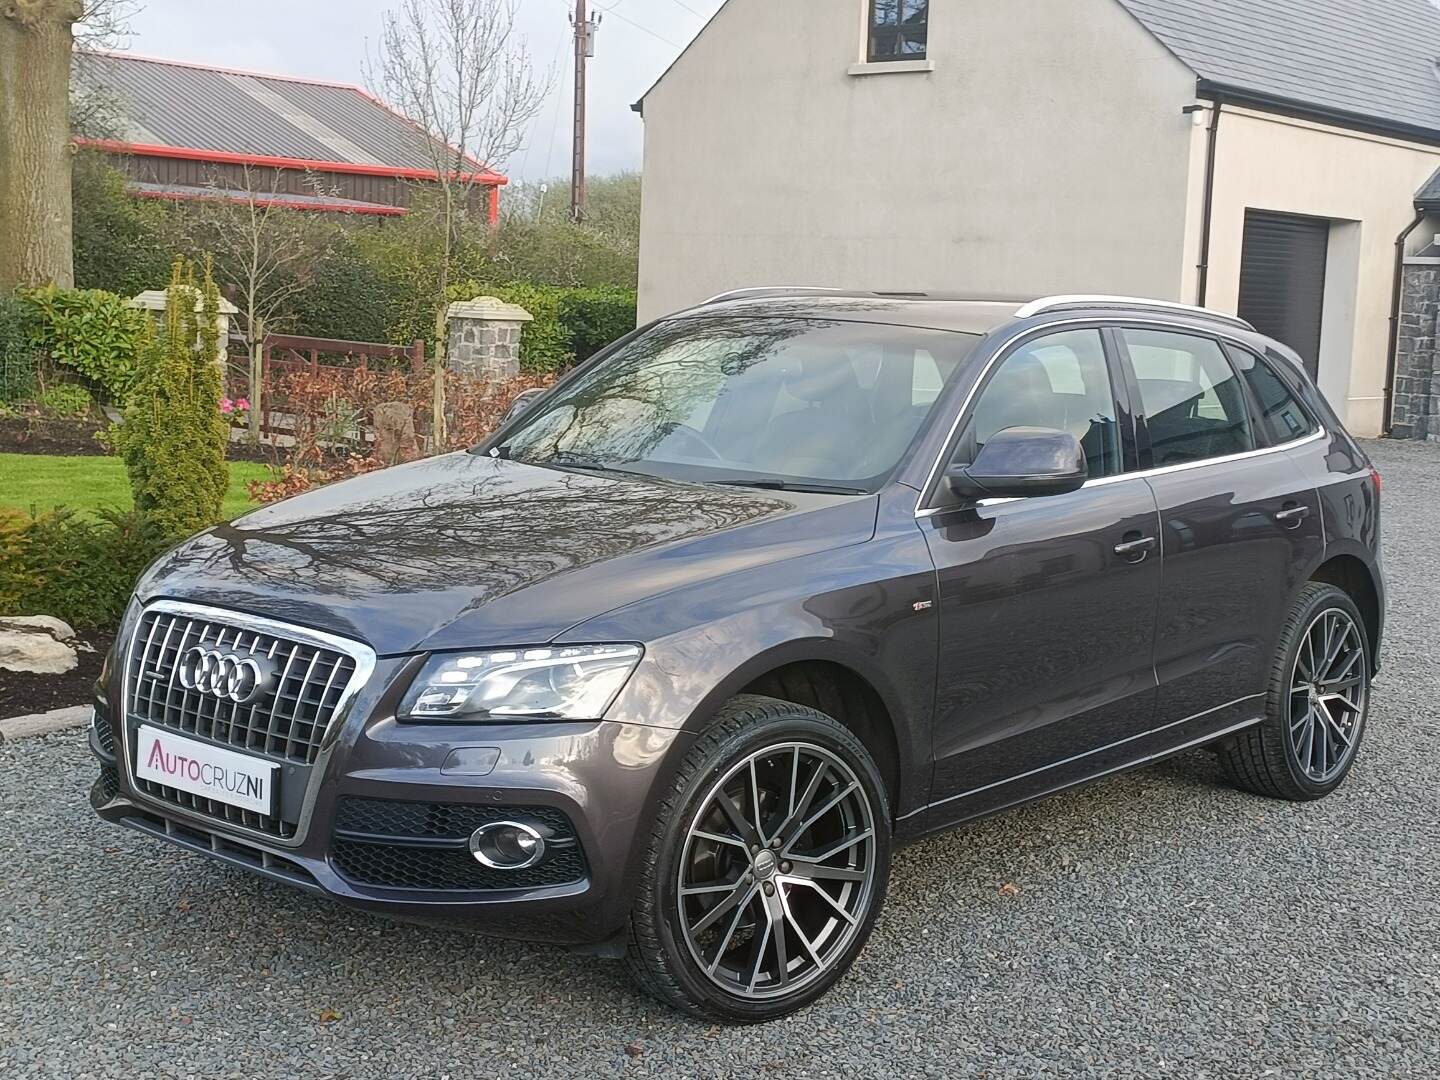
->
[1116,0,1440,138]
[74,51,500,179]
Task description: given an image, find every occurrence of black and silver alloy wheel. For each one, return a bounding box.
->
[1288,608,1367,784]
[1219,581,1372,802]
[627,696,891,1022]
[676,742,877,1000]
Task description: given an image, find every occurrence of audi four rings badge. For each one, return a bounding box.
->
[176,646,274,705]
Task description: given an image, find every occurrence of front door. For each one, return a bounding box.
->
[918,327,1162,818]
[1116,326,1324,735]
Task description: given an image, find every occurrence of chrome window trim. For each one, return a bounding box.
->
[119,599,377,849]
[913,315,1327,518]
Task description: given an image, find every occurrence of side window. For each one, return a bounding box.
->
[1122,329,1254,467]
[1229,347,1316,445]
[955,329,1122,480]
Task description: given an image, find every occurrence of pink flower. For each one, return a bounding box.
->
[235,397,251,411]
[219,397,234,414]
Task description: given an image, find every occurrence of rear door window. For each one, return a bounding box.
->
[1121,329,1254,466]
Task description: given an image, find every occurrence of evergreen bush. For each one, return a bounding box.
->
[558,287,638,362]
[17,285,150,404]
[112,258,230,539]
[0,507,168,629]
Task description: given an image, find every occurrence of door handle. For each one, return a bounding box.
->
[1114,534,1157,562]
[1275,504,1311,529]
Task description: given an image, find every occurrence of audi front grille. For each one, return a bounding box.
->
[123,601,373,841]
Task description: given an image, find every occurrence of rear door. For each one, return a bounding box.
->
[1116,325,1324,736]
[919,327,1162,818]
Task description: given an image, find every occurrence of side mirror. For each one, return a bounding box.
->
[501,387,547,426]
[945,427,1088,501]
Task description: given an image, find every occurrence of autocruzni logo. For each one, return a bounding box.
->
[145,740,267,802]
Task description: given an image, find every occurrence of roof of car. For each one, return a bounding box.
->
[674,290,1255,336]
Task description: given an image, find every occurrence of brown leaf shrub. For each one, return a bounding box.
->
[245,370,555,504]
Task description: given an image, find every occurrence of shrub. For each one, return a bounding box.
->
[72,151,175,298]
[488,283,569,374]
[112,258,230,539]
[246,370,554,503]
[36,384,93,419]
[0,507,168,629]
[0,295,40,402]
[558,287,637,362]
[18,285,151,404]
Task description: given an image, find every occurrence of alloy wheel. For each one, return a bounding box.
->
[676,742,878,1001]
[1289,608,1368,784]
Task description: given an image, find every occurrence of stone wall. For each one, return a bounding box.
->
[445,297,533,380]
[1391,260,1440,440]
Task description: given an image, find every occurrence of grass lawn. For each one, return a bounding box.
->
[0,453,271,520]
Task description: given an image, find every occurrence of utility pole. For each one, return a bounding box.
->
[570,0,600,223]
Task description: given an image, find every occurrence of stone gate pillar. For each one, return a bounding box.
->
[128,288,237,368]
[445,296,533,380]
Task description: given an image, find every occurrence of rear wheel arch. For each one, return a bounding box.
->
[1308,554,1381,668]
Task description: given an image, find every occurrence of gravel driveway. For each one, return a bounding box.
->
[4,439,1438,1079]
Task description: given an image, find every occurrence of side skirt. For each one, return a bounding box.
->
[895,714,1263,845]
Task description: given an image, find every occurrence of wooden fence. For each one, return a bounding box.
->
[229,333,426,378]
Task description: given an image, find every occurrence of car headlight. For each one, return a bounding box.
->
[398,644,643,721]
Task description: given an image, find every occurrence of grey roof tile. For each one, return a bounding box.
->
[1116,0,1440,137]
[74,51,496,177]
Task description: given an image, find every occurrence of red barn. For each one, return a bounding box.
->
[73,50,507,223]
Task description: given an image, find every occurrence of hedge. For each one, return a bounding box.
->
[0,507,168,629]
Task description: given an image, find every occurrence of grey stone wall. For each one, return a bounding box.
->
[1392,262,1440,440]
[445,297,533,380]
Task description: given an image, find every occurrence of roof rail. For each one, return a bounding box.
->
[700,287,858,305]
[1014,294,1255,331]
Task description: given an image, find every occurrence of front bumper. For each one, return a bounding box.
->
[90,660,686,944]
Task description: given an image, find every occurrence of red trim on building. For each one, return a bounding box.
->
[77,49,505,181]
[133,189,407,217]
[488,185,501,228]
[79,138,507,186]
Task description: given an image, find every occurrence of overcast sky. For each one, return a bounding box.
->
[118,0,726,181]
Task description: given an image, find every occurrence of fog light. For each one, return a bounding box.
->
[468,821,546,870]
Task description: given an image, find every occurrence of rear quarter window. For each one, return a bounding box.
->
[1229,346,1316,445]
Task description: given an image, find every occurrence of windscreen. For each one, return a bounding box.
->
[497,317,978,492]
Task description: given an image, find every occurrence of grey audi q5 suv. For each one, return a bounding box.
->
[91,290,1383,1021]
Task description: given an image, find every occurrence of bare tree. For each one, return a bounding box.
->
[186,166,341,442]
[366,0,550,445]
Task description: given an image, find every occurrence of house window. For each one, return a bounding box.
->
[869,0,928,62]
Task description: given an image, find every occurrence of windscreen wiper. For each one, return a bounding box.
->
[706,478,867,496]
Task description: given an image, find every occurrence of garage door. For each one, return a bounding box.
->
[1236,210,1330,380]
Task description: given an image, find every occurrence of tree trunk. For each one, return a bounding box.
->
[248,318,264,444]
[0,0,82,292]
[431,306,448,450]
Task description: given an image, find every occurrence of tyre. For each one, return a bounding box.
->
[1218,582,1371,801]
[626,695,892,1022]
